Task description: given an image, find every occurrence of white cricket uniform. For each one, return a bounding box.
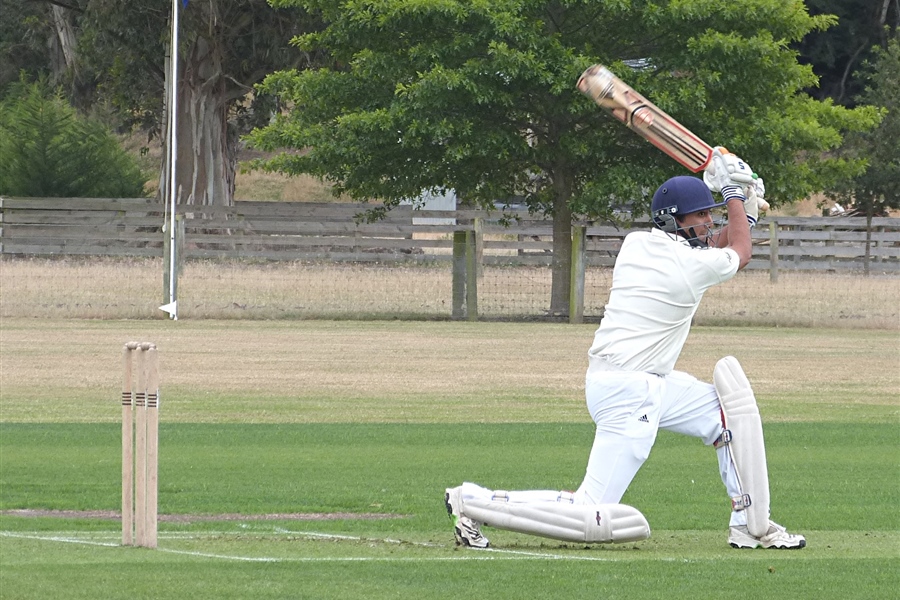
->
[575,229,747,525]
[458,228,749,528]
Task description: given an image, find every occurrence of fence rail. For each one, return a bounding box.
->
[2,197,899,273]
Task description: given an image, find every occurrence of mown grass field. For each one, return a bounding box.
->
[1,319,898,599]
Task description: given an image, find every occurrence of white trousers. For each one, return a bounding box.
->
[575,369,745,526]
[461,369,747,527]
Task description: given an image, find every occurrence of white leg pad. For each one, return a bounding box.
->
[462,499,650,544]
[714,356,770,538]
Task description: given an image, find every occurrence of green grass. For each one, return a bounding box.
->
[1,321,898,599]
[4,538,893,600]
[1,423,898,599]
[1,423,897,531]
[1,545,894,600]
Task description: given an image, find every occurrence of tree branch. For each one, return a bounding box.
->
[838,42,868,103]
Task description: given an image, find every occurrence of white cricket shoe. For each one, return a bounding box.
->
[729,521,806,549]
[445,487,490,549]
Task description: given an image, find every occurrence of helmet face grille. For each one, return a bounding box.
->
[652,206,679,233]
[658,214,727,248]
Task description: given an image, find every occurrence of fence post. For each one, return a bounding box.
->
[824,224,835,270]
[864,213,873,277]
[452,230,466,319]
[569,225,586,324]
[465,229,478,321]
[875,226,884,265]
[792,222,800,264]
[162,213,184,308]
[474,217,484,278]
[769,220,779,283]
[176,213,184,271]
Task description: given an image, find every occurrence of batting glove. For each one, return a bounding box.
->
[746,175,770,214]
[703,147,756,192]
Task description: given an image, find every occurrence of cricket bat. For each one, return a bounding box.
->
[576,65,713,173]
[576,64,769,210]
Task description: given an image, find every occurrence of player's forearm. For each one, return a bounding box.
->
[724,200,752,269]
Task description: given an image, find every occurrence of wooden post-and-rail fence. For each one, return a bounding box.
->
[2,197,898,322]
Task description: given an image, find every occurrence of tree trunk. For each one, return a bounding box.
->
[549,169,573,316]
[864,205,873,277]
[48,4,77,84]
[50,5,77,69]
[160,36,236,207]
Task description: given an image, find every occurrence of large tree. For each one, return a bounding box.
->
[80,0,321,207]
[0,1,60,87]
[3,0,319,207]
[251,0,878,314]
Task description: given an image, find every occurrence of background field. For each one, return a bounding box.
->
[3,257,898,328]
[1,320,898,599]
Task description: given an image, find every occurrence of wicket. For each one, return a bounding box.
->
[121,342,159,548]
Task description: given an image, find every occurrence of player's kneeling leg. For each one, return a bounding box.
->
[461,496,650,544]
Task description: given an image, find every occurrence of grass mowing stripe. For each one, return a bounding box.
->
[2,422,897,532]
[2,530,896,599]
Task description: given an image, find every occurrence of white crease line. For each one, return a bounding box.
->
[1,532,120,548]
[1,530,620,562]
[153,547,547,562]
[481,547,618,561]
[273,531,613,561]
[271,528,446,548]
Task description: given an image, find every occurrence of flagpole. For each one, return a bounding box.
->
[164,0,180,319]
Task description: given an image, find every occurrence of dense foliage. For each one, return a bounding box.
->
[248,0,884,312]
[827,35,900,217]
[0,79,145,198]
[794,0,899,106]
[252,0,879,215]
[0,0,319,206]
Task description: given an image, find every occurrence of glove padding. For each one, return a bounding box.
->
[703,146,755,193]
[741,185,759,228]
[746,176,770,213]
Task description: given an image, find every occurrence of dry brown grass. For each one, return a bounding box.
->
[125,132,352,203]
[0,319,896,425]
[235,169,353,202]
[1,256,897,327]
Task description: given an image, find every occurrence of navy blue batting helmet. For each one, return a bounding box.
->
[651,176,724,233]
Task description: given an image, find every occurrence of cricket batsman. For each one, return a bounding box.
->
[445,149,806,550]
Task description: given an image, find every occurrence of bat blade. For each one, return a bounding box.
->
[577,65,713,173]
